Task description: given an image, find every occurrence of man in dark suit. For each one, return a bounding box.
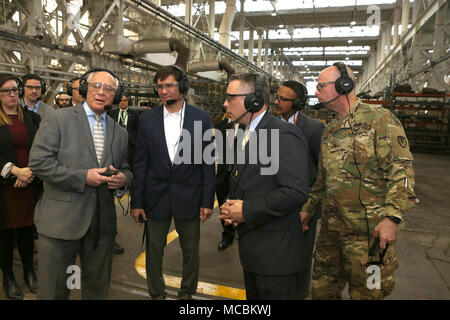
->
[274,80,325,299]
[130,65,215,300]
[214,114,245,251]
[107,94,139,166]
[219,73,310,299]
[29,69,133,300]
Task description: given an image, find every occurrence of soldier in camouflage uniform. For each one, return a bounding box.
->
[301,64,417,300]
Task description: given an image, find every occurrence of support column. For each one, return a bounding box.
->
[248,29,254,63]
[26,0,43,37]
[185,0,193,26]
[392,5,401,47]
[257,29,263,69]
[401,0,410,38]
[270,48,275,75]
[209,0,215,38]
[115,0,124,36]
[430,1,448,89]
[219,0,236,48]
[384,22,392,55]
[264,30,269,72]
[239,0,245,56]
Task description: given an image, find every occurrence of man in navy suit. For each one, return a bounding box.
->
[219,73,310,299]
[130,65,215,300]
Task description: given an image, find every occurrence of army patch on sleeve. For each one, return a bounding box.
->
[397,136,408,148]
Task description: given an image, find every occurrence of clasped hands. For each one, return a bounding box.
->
[219,199,244,227]
[86,165,126,189]
[11,166,34,188]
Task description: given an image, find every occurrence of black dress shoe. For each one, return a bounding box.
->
[217,239,233,251]
[3,276,24,300]
[114,242,125,254]
[23,271,38,294]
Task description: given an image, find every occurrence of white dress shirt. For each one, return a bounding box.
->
[164,102,185,163]
[280,110,299,125]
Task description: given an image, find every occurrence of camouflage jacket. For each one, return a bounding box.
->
[302,100,418,233]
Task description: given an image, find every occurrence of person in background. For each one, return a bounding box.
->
[0,75,41,300]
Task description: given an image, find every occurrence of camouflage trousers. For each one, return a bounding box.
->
[311,226,398,300]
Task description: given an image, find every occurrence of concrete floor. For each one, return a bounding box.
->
[1,152,449,300]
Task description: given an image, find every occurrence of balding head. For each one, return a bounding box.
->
[321,65,356,89]
[315,64,358,118]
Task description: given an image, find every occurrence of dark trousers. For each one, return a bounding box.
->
[0,226,35,279]
[243,269,300,300]
[298,213,320,299]
[145,217,200,298]
[37,216,115,300]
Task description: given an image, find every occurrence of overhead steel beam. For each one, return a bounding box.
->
[360,0,447,91]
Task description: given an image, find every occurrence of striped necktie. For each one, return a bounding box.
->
[241,127,251,151]
[93,114,104,165]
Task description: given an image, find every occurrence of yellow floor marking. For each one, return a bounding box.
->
[135,253,246,300]
[133,199,245,300]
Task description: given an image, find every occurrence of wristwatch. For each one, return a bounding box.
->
[385,216,402,224]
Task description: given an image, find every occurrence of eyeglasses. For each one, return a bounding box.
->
[156,82,178,91]
[275,94,295,103]
[316,81,335,91]
[58,98,71,102]
[225,93,249,103]
[71,87,79,91]
[88,82,117,95]
[0,88,19,95]
[24,85,42,91]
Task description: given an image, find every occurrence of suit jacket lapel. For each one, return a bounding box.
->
[74,105,98,166]
[156,105,171,164]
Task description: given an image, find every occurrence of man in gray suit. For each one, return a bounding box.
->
[29,69,133,300]
[21,74,55,120]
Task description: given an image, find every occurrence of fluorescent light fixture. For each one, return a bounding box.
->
[350,21,356,26]
[347,39,353,43]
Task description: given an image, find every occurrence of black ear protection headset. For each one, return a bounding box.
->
[333,62,354,95]
[67,77,80,96]
[79,68,123,105]
[21,74,46,96]
[153,65,189,98]
[244,74,265,113]
[54,92,72,106]
[282,81,308,111]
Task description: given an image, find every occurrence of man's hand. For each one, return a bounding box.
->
[300,211,312,231]
[200,207,213,223]
[86,168,110,187]
[14,178,29,188]
[106,165,127,190]
[131,208,147,223]
[11,166,34,184]
[373,218,398,249]
[219,200,244,227]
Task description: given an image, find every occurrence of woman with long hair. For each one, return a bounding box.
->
[0,75,41,300]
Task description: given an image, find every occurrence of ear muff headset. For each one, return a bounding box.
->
[153,65,189,98]
[67,77,80,96]
[244,74,265,113]
[333,62,354,95]
[79,68,123,105]
[21,74,46,95]
[54,92,72,106]
[282,81,308,111]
